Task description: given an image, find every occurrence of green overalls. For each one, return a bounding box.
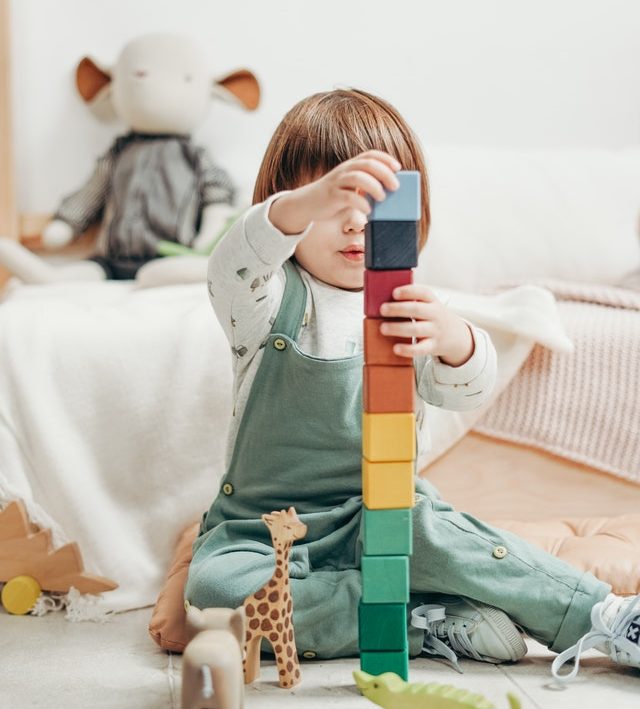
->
[186,260,609,659]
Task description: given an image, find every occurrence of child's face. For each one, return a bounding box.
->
[294,207,367,291]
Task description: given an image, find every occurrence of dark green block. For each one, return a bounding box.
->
[363,508,413,556]
[360,649,409,680]
[359,602,407,650]
[361,555,409,604]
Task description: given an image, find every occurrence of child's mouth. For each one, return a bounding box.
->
[340,246,365,262]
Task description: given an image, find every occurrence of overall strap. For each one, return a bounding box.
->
[271,259,307,340]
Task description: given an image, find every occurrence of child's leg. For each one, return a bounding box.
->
[186,547,365,658]
[411,478,610,653]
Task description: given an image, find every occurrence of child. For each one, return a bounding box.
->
[186,88,640,682]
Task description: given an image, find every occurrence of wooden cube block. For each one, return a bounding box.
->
[363,318,411,366]
[367,171,421,221]
[361,555,409,603]
[358,602,408,651]
[365,221,418,270]
[363,365,414,413]
[360,649,409,680]
[363,508,413,556]
[364,270,413,318]
[362,459,415,510]
[362,413,415,462]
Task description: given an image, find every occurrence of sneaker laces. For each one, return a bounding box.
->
[411,604,485,674]
[551,596,640,684]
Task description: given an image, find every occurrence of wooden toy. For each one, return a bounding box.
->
[353,671,522,709]
[243,507,307,689]
[364,270,413,318]
[363,364,415,413]
[362,413,416,462]
[367,171,421,222]
[365,221,418,270]
[0,500,117,615]
[358,602,408,651]
[361,556,409,604]
[181,605,245,709]
[363,508,413,556]
[363,318,412,366]
[362,459,414,510]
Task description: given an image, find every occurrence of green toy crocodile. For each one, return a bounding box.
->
[353,671,521,709]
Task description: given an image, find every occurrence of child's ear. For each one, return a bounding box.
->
[75,56,116,121]
[212,69,260,111]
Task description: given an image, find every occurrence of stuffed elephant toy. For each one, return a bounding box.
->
[0,33,260,287]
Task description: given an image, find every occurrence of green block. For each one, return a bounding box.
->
[358,602,407,651]
[361,555,409,604]
[360,649,409,680]
[363,508,413,556]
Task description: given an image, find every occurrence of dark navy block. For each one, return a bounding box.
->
[365,221,418,270]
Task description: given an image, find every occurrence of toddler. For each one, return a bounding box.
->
[186,88,640,683]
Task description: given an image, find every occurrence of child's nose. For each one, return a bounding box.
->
[343,210,366,234]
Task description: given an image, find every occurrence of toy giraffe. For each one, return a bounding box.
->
[243,506,307,689]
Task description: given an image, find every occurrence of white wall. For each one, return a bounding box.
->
[10,0,640,212]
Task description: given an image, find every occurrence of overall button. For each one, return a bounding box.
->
[273,338,287,351]
[492,545,507,559]
[222,483,234,496]
[302,651,317,659]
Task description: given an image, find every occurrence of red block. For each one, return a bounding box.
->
[364,270,413,317]
[364,318,411,366]
[363,365,415,413]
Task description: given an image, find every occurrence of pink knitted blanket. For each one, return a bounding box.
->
[475,281,640,483]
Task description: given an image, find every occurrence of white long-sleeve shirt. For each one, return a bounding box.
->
[207,194,497,468]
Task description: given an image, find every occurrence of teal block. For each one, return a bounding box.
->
[360,649,409,680]
[367,171,420,221]
[358,602,407,651]
[363,508,413,556]
[361,555,409,604]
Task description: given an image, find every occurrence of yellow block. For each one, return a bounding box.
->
[362,458,415,509]
[362,412,415,462]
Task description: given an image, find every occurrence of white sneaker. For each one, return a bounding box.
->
[411,596,527,673]
[552,594,640,684]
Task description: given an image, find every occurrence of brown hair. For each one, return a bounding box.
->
[252,89,430,250]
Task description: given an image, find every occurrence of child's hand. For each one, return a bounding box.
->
[379,285,475,367]
[269,150,401,234]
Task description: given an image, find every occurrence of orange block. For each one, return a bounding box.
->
[363,318,411,366]
[363,365,415,413]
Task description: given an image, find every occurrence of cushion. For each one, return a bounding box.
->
[149,514,640,652]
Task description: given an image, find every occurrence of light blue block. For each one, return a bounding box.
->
[368,171,420,221]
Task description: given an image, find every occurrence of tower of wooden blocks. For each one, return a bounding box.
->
[359,171,420,681]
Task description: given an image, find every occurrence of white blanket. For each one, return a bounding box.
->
[0,280,570,612]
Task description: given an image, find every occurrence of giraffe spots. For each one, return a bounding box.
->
[268,579,277,587]
[295,669,300,679]
[249,618,260,630]
[288,629,294,642]
[276,623,283,632]
[269,632,278,642]
[287,661,293,672]
[245,605,255,617]
[254,589,267,600]
[275,568,283,578]
[279,669,286,676]
[261,618,272,631]
[287,599,292,614]
[245,631,251,641]
[286,645,293,657]
[275,644,282,653]
[257,603,269,615]
[268,590,279,603]
[270,609,279,620]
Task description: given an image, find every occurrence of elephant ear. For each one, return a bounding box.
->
[230,606,246,647]
[184,604,207,641]
[212,69,260,111]
[75,56,116,121]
